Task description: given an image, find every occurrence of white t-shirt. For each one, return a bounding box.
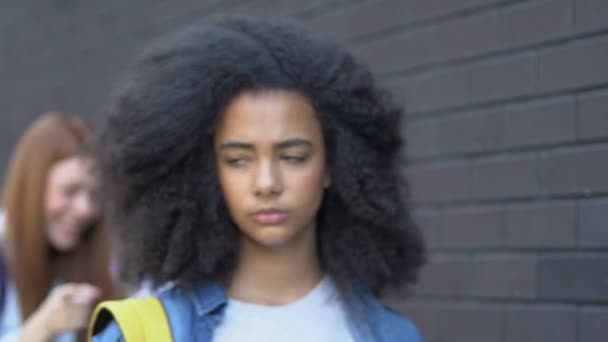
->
[212,276,355,342]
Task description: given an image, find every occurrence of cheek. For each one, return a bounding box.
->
[290,166,327,207]
[218,169,247,210]
[45,190,68,218]
[45,192,69,238]
[44,194,67,247]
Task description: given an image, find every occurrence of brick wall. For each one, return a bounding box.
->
[1,1,607,341]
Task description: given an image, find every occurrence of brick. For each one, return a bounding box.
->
[505,304,577,342]
[414,0,503,17]
[390,302,441,342]
[439,114,481,154]
[412,209,441,249]
[238,0,361,19]
[537,254,608,301]
[504,97,576,147]
[579,307,608,342]
[307,0,418,41]
[308,0,502,41]
[400,68,469,113]
[471,155,540,200]
[578,90,608,140]
[475,109,507,152]
[438,304,504,342]
[405,118,439,159]
[468,255,537,298]
[500,0,572,48]
[541,146,608,195]
[506,202,577,248]
[415,256,473,297]
[407,161,471,204]
[575,0,608,33]
[416,254,537,299]
[354,28,437,74]
[538,36,608,92]
[436,11,498,60]
[439,108,505,155]
[579,199,608,247]
[271,0,339,17]
[470,53,536,103]
[440,207,504,248]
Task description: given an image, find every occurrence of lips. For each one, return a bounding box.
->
[250,209,289,225]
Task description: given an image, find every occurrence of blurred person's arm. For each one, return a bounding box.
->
[19,283,100,342]
[18,313,53,342]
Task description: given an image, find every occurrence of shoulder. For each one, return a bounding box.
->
[373,304,423,342]
[156,282,195,317]
[90,293,179,342]
[350,284,423,342]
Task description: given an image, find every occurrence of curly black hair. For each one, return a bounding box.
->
[96,18,425,295]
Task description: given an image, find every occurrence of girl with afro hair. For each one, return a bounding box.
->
[91,18,425,342]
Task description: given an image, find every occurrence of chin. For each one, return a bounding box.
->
[247,226,298,248]
[52,239,80,253]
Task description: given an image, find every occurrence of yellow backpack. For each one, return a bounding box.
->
[88,297,172,341]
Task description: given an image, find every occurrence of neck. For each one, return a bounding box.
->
[227,227,323,306]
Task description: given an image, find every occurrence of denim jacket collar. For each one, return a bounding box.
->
[187,278,359,318]
[189,280,225,317]
[168,278,422,342]
[185,278,371,341]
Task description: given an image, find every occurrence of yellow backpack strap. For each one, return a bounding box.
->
[88,297,172,341]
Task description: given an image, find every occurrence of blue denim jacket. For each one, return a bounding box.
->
[92,280,423,342]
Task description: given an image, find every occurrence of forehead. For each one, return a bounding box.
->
[215,90,323,143]
[48,157,94,183]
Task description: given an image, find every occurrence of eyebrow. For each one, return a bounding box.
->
[277,138,312,149]
[218,138,313,151]
[218,141,254,151]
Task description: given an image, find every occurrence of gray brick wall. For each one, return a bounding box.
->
[1,1,607,341]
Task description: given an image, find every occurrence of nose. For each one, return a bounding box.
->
[252,159,283,198]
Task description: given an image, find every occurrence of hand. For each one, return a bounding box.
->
[22,283,101,341]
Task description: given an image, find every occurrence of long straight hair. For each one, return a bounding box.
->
[2,112,113,321]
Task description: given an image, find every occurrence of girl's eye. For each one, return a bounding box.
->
[226,157,249,167]
[281,155,307,164]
